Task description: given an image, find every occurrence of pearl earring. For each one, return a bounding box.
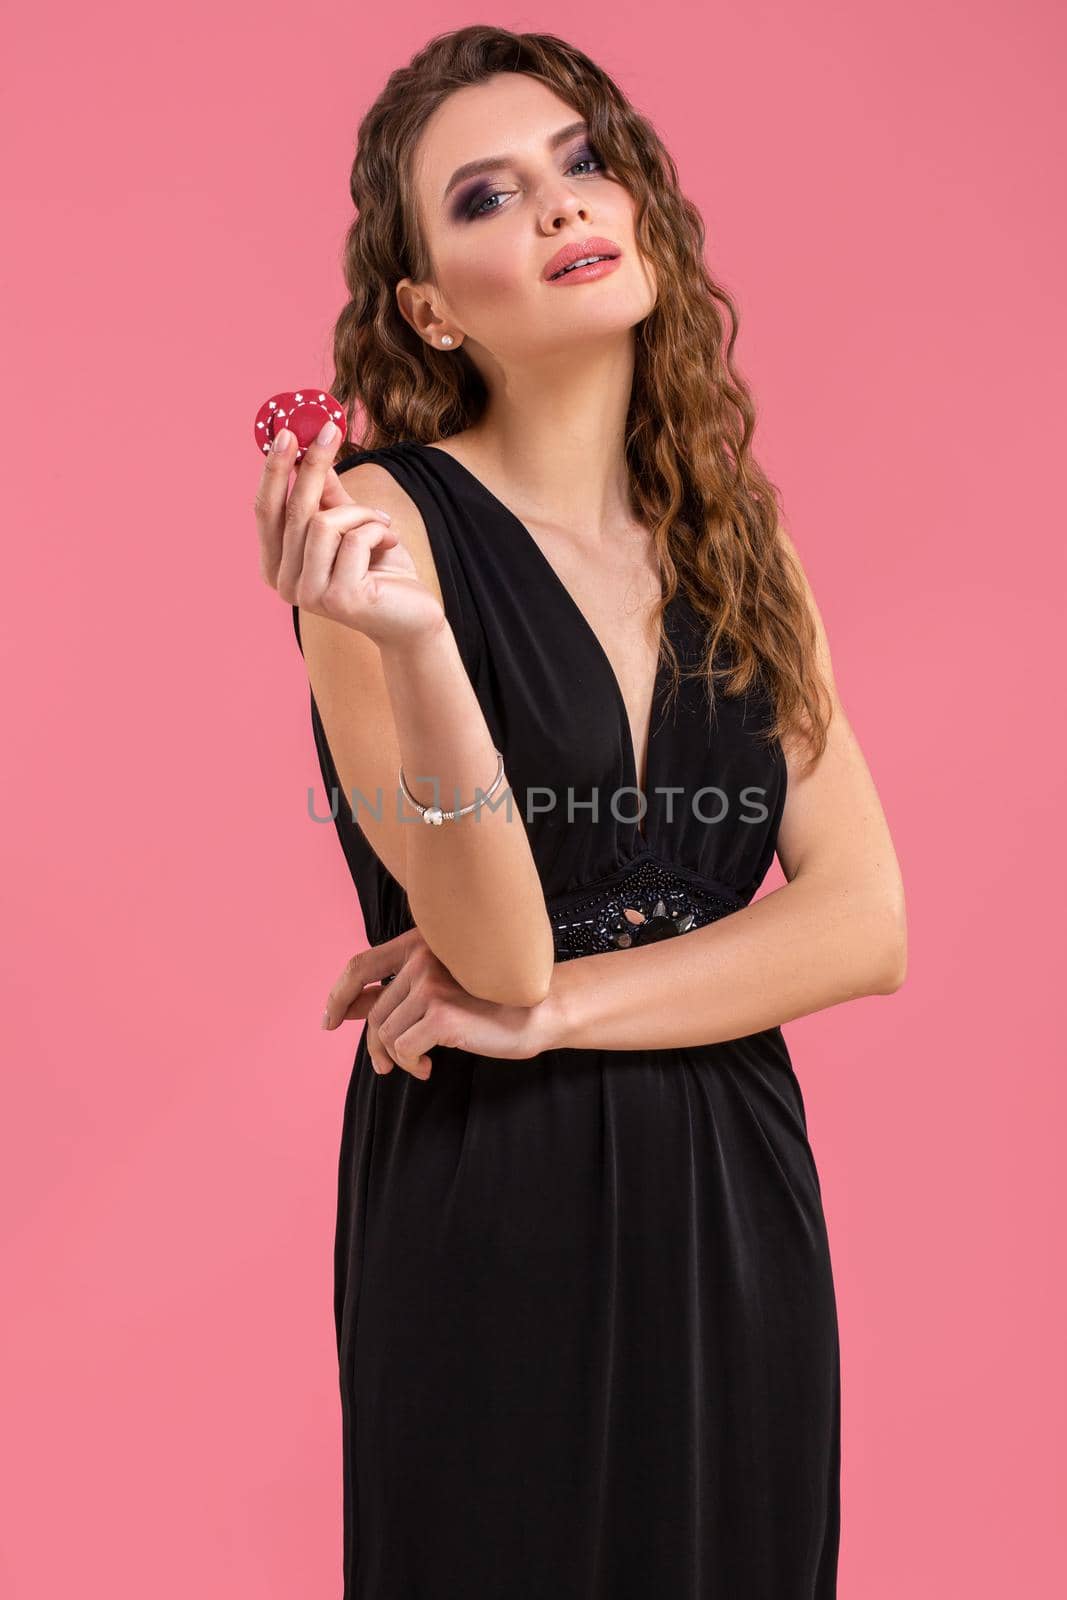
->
[440,335,454,346]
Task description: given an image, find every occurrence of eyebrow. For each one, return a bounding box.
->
[442,120,590,203]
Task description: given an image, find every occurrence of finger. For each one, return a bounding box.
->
[320,987,381,1032]
[299,508,399,602]
[337,989,380,1023]
[254,430,297,587]
[327,986,431,1077]
[369,1032,431,1079]
[322,951,391,1030]
[331,972,402,1024]
[323,934,428,1030]
[372,987,433,1079]
[321,932,418,1028]
[285,421,346,541]
[365,1017,396,1075]
[366,974,432,1079]
[271,425,347,597]
[356,929,425,985]
[384,1008,439,1075]
[329,518,417,608]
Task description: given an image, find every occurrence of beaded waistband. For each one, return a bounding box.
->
[546,856,744,963]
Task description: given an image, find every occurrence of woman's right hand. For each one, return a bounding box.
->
[254,421,445,649]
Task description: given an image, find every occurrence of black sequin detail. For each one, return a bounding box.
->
[547,857,744,963]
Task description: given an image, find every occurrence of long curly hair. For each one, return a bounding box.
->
[327,24,831,769]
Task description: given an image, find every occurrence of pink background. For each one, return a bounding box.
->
[4,2,1064,1594]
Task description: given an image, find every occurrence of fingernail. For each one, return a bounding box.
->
[273,429,291,452]
[373,509,392,522]
[321,1007,331,1029]
[316,420,337,446]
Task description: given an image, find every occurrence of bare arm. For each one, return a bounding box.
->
[536,524,908,1051]
[291,458,554,1008]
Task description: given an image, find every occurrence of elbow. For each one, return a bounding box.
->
[491,972,555,1009]
[454,924,556,1009]
[875,943,907,994]
[463,960,555,1009]
[403,826,562,1002]
[515,953,556,1007]
[871,889,908,995]
[408,881,556,1008]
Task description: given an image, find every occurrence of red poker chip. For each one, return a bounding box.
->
[254,391,296,454]
[253,388,347,462]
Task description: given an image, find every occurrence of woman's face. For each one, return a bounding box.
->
[398,73,657,370]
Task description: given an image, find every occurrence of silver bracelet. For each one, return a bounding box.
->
[398,747,506,826]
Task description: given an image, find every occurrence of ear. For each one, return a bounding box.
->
[395,275,449,347]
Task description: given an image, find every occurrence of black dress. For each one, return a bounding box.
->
[291,439,840,1599]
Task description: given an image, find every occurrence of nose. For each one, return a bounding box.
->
[538,187,590,234]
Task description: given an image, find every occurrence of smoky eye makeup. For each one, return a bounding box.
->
[451,146,605,222]
[452,182,502,223]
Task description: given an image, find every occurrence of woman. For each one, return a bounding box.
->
[255,25,906,1599]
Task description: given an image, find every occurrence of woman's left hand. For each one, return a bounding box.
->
[320,928,557,1077]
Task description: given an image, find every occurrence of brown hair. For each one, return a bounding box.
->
[328,24,831,770]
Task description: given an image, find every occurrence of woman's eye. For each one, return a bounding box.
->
[467,190,508,219]
[464,150,605,220]
[567,150,604,177]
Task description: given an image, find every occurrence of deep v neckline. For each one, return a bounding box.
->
[414,440,668,840]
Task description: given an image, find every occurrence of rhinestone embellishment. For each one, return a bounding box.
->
[547,858,743,963]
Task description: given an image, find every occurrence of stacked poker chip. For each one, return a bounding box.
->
[254,389,348,462]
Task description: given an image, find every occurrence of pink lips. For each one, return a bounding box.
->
[542,236,622,281]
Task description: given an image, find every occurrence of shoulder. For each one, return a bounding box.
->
[774,518,836,697]
[335,455,444,610]
[768,517,846,781]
